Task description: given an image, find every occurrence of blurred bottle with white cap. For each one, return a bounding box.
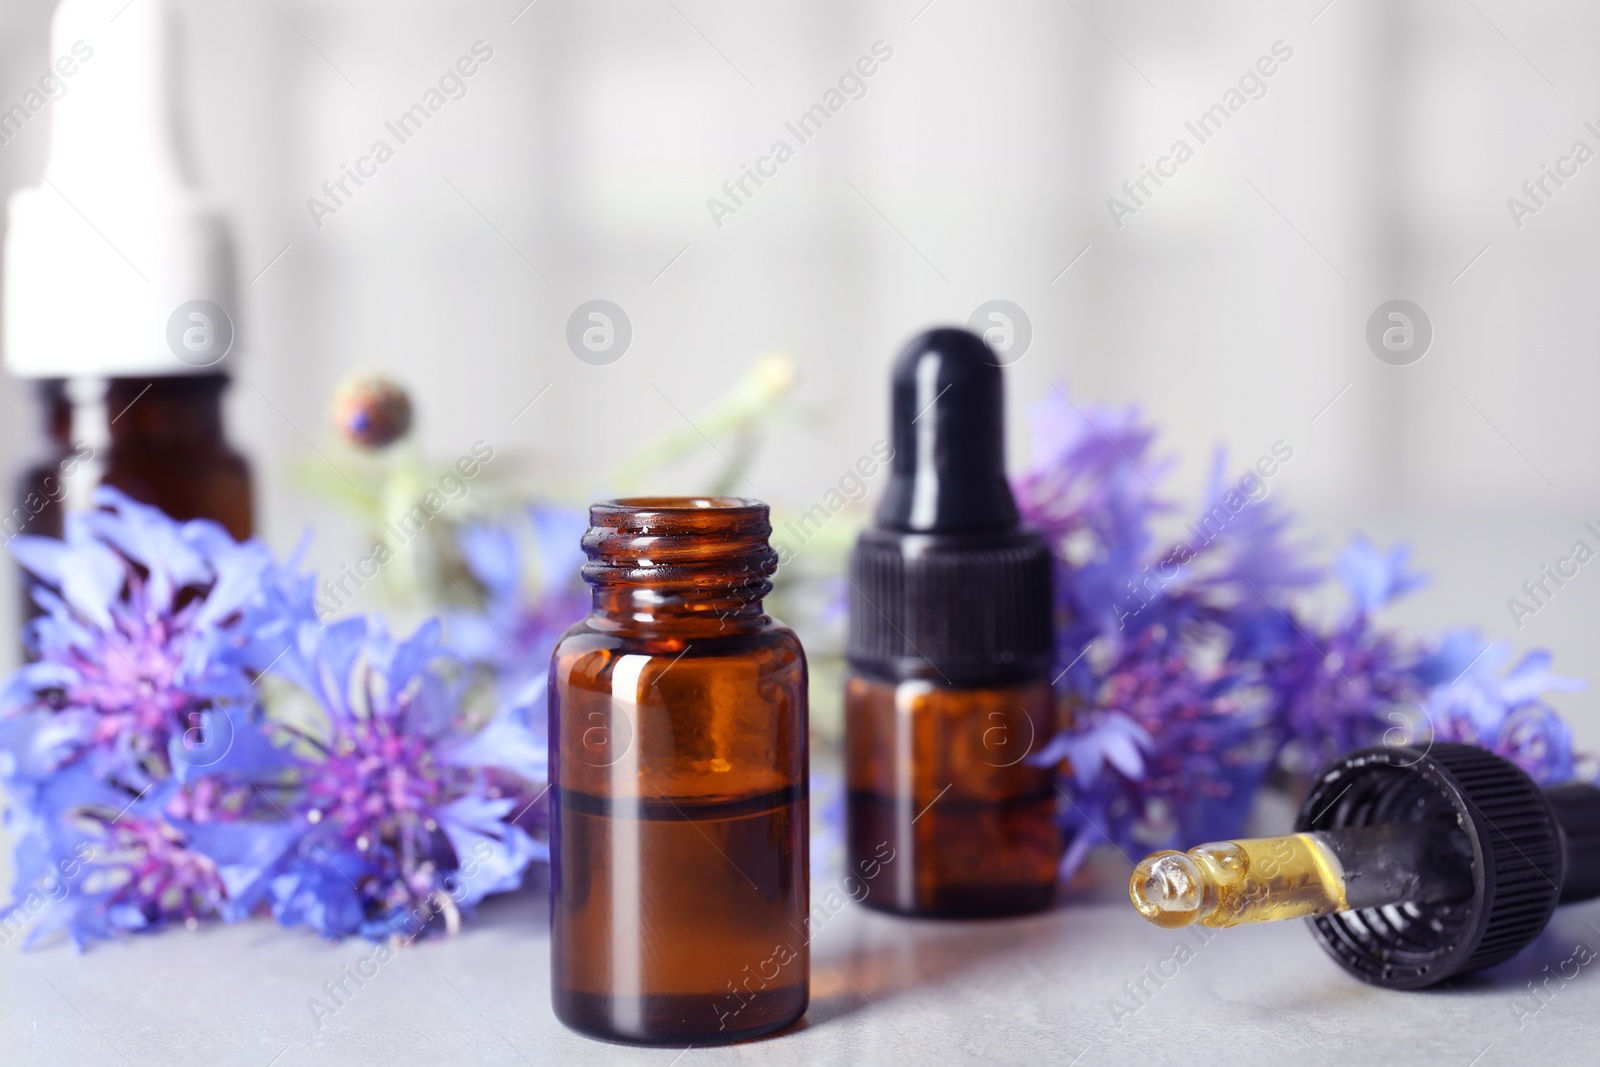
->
[4,0,253,548]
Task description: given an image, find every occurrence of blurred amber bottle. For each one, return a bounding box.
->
[11,376,251,540]
[100,375,253,539]
[846,328,1061,917]
[13,381,79,632]
[12,380,76,547]
[3,0,253,621]
[549,498,809,1045]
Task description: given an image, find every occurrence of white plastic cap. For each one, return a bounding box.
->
[4,0,239,378]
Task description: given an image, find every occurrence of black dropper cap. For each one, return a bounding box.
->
[846,328,1054,685]
[1297,743,1600,989]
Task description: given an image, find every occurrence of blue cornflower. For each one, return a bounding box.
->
[1014,389,1319,697]
[1016,385,1589,883]
[1424,646,1585,784]
[0,488,279,944]
[1032,628,1277,880]
[3,488,271,789]
[451,504,589,725]
[184,616,546,940]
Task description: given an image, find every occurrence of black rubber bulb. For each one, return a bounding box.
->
[875,327,1019,533]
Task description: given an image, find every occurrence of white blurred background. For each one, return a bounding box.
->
[1,0,1597,742]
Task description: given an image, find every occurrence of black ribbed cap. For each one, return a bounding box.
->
[1298,743,1566,989]
[847,327,1054,684]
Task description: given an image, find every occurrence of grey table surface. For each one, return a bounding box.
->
[3,847,1598,1067]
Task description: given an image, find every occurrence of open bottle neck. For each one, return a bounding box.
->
[582,497,777,634]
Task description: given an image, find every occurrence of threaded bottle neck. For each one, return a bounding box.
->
[582,497,777,632]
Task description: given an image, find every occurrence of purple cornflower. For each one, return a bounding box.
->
[3,488,271,789]
[1266,539,1449,775]
[186,616,546,940]
[1014,388,1318,697]
[0,488,275,945]
[1423,646,1585,784]
[1266,614,1426,777]
[1013,386,1170,686]
[0,761,228,948]
[451,505,589,724]
[1016,384,1590,882]
[1033,628,1277,879]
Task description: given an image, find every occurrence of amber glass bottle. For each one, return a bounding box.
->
[846,328,1061,918]
[549,498,809,1045]
[5,0,250,540]
[12,380,74,544]
[4,0,253,660]
[101,375,253,540]
[13,380,75,634]
[10,375,252,654]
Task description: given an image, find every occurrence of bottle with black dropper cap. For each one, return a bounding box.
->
[845,327,1060,917]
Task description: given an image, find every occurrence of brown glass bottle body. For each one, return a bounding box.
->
[14,380,73,541]
[14,375,253,653]
[845,669,1061,917]
[549,498,809,1046]
[13,381,75,635]
[101,375,253,539]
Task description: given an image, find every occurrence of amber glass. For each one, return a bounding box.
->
[13,380,74,635]
[549,497,808,1046]
[14,379,73,540]
[845,672,1061,917]
[102,375,253,539]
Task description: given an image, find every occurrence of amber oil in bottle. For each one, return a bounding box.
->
[549,497,808,1045]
